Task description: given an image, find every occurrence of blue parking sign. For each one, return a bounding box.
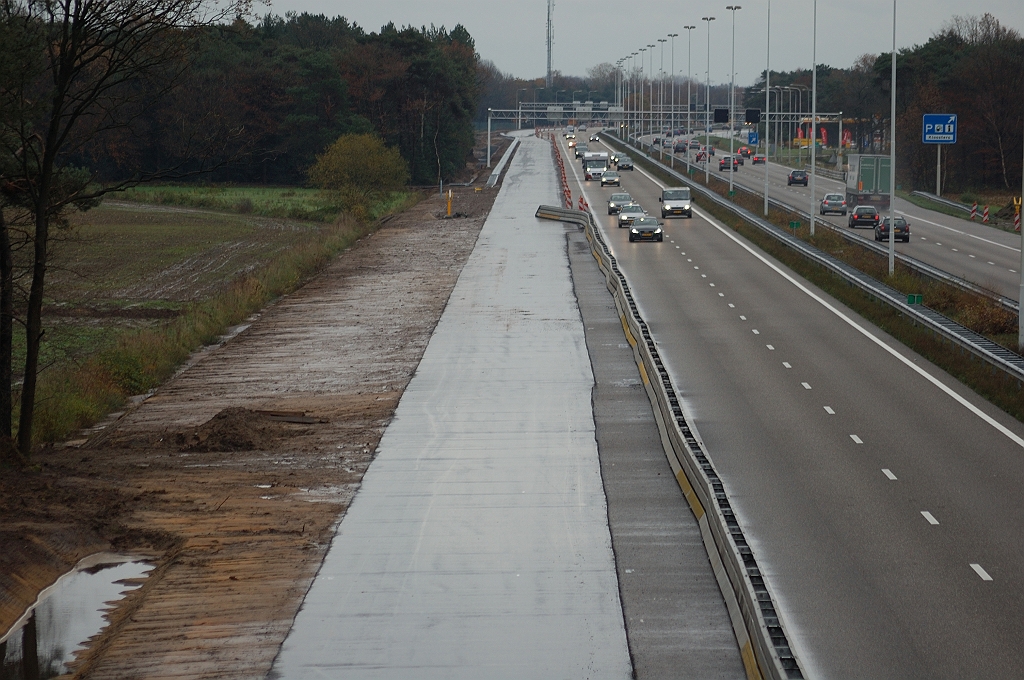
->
[748,130,759,145]
[922,114,956,144]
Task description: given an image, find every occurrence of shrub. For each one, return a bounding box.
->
[308,134,409,198]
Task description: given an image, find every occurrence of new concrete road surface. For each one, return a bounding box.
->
[270,132,743,679]
[574,132,1024,678]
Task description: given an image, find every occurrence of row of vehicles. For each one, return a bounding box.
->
[605,186,694,242]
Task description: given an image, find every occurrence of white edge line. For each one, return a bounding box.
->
[625,156,1024,451]
[970,563,993,580]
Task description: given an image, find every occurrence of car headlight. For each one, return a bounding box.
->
[683,203,690,210]
[630,228,639,233]
[655,228,663,233]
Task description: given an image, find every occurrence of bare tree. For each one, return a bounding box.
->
[0,0,249,458]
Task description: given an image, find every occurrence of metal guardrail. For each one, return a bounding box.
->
[911,191,973,214]
[602,133,1024,382]
[536,202,804,680]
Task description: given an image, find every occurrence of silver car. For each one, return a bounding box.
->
[820,193,848,215]
[618,203,646,227]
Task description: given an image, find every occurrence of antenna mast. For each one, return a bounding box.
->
[546,0,554,89]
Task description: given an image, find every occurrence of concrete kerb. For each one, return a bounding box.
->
[486,136,521,188]
[535,204,801,680]
[601,133,1024,384]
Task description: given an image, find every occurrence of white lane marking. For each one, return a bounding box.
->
[850,434,863,444]
[687,258,693,262]
[659,195,1024,449]
[729,303,735,308]
[710,283,716,287]
[694,266,700,270]
[701,274,708,278]
[921,511,939,525]
[882,468,897,480]
[740,315,747,320]
[952,248,958,252]
[902,212,1020,253]
[681,252,686,255]
[824,406,835,414]
[767,344,775,350]
[752,329,760,335]
[988,261,995,265]
[719,293,725,297]
[802,382,812,389]
[971,564,993,581]
[936,243,942,246]
[969,254,976,258]
[783,362,792,368]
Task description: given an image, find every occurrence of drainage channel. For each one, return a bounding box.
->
[1,553,152,679]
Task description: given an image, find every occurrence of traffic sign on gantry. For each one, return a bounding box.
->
[922,114,957,144]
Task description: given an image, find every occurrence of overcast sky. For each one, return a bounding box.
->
[253,0,1024,87]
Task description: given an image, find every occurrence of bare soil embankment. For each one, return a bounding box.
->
[0,181,498,678]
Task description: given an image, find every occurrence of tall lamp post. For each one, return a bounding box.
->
[648,44,656,139]
[658,37,667,154]
[809,0,818,236]
[669,33,678,143]
[631,52,639,138]
[763,1,771,215]
[685,25,695,173]
[726,5,741,197]
[638,47,647,137]
[702,17,715,183]
[517,88,527,130]
[888,0,897,274]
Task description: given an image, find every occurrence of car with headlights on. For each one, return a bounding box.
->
[875,215,910,242]
[618,203,646,227]
[659,187,692,218]
[629,216,663,242]
[819,193,848,215]
[607,192,633,214]
[574,143,588,159]
[601,171,621,187]
[616,156,634,171]
[589,134,600,142]
[752,154,766,165]
[848,205,880,228]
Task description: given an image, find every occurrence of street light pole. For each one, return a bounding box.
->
[648,44,656,140]
[669,33,678,141]
[702,16,715,183]
[685,26,695,174]
[809,0,818,236]
[639,47,647,137]
[659,38,667,158]
[727,5,741,197]
[764,0,771,216]
[888,0,897,275]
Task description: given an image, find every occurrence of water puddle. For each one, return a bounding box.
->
[1,553,153,679]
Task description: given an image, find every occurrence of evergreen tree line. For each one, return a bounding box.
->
[744,13,1024,193]
[79,13,481,186]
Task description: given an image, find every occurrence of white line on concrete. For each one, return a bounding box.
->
[921,511,939,525]
[971,564,993,581]
[740,315,747,320]
[752,329,760,335]
[882,469,897,480]
[850,435,863,444]
[802,382,812,390]
[902,212,1020,253]
[767,345,775,350]
[783,362,791,368]
[824,406,835,414]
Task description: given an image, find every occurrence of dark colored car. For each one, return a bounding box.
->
[848,205,881,228]
[616,156,634,171]
[589,134,600,142]
[819,193,848,215]
[719,155,739,171]
[629,216,663,242]
[751,154,766,165]
[689,139,701,150]
[737,146,752,157]
[787,170,808,186]
[674,141,687,152]
[875,216,911,242]
[653,137,662,146]
[574,144,588,159]
[607,192,633,214]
